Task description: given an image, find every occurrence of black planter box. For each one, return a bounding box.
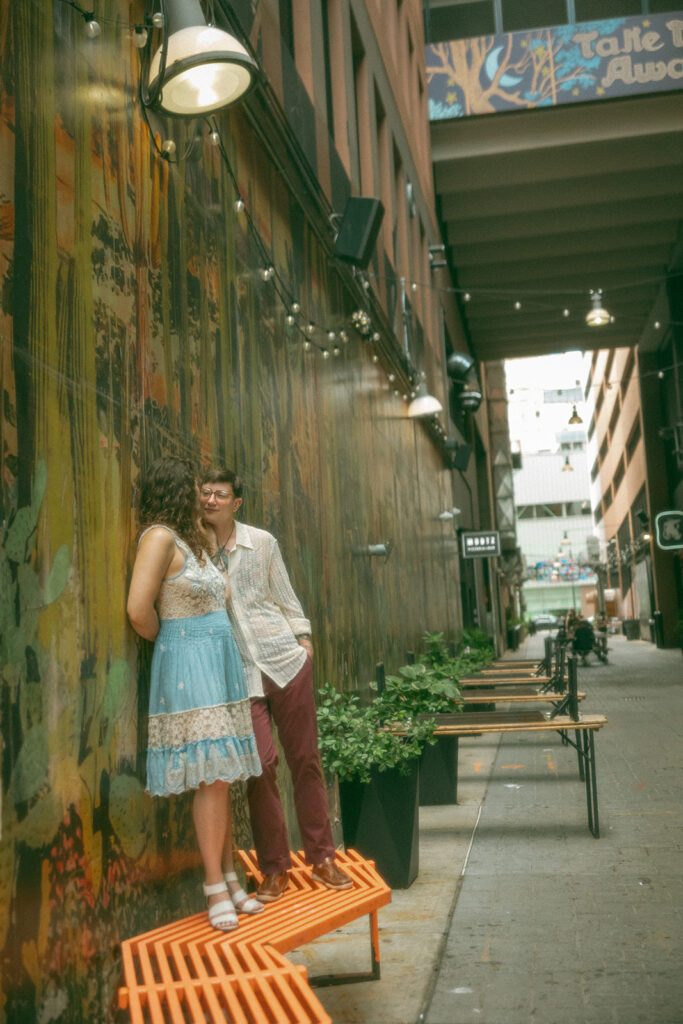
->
[419,734,459,806]
[338,761,420,889]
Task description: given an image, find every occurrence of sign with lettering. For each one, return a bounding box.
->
[655,510,683,550]
[462,531,501,558]
[427,13,683,119]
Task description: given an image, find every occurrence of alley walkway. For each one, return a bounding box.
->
[293,633,683,1024]
[423,633,683,1024]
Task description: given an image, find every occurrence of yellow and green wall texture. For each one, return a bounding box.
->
[0,3,463,1020]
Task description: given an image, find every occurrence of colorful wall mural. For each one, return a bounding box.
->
[427,13,683,118]
[0,3,463,1021]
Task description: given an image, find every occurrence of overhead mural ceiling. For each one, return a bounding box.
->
[427,14,683,362]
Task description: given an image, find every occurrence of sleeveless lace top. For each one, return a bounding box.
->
[139,525,227,620]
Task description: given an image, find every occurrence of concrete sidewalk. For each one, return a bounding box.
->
[424,634,683,1024]
[292,633,683,1024]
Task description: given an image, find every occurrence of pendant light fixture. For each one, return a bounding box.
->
[568,404,583,425]
[585,289,610,327]
[146,0,259,116]
[561,455,574,472]
[407,379,443,419]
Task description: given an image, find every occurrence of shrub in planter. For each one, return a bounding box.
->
[317,683,435,888]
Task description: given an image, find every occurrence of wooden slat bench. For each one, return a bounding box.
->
[427,709,606,837]
[412,656,606,837]
[461,686,586,706]
[118,849,391,1024]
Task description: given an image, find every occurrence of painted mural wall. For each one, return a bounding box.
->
[0,2,462,1021]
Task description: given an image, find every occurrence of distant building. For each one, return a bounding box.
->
[513,433,596,616]
[585,346,680,644]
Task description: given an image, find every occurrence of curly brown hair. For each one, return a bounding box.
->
[138,457,207,560]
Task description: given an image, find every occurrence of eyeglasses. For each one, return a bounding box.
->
[200,486,234,501]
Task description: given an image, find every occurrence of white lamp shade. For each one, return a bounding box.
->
[586,292,610,326]
[149,25,258,115]
[407,387,443,418]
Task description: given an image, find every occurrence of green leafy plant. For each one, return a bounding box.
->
[317,683,436,784]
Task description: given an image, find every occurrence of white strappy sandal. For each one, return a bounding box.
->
[224,871,264,915]
[203,881,238,931]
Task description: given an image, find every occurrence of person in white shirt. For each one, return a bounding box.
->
[200,468,352,902]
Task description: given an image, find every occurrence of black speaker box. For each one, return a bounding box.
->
[452,443,472,471]
[334,197,385,268]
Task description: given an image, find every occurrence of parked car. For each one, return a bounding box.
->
[531,614,558,630]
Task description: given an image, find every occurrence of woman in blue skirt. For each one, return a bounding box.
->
[127,456,263,931]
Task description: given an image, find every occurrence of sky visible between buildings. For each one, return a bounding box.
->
[505,350,589,456]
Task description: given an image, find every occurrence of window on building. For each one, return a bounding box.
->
[621,349,635,397]
[591,458,599,482]
[608,397,621,438]
[626,415,641,463]
[321,0,335,138]
[599,437,608,462]
[587,414,595,441]
[536,503,563,518]
[594,503,603,524]
[604,488,613,511]
[613,455,625,494]
[279,0,295,54]
[502,0,566,32]
[596,385,605,415]
[516,505,534,519]
[575,0,642,20]
[425,1,495,43]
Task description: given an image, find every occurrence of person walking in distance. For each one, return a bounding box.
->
[200,468,352,902]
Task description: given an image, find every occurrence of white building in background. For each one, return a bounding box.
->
[513,430,597,616]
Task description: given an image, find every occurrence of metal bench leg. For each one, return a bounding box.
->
[582,729,600,838]
[310,910,381,987]
[575,729,585,782]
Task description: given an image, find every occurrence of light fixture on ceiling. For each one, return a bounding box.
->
[586,289,611,327]
[562,455,574,472]
[407,380,443,419]
[146,0,259,116]
[568,404,583,425]
[561,531,571,545]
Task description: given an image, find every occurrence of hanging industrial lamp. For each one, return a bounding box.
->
[147,0,259,116]
[568,404,583,425]
[561,455,574,472]
[585,289,610,327]
[407,380,443,419]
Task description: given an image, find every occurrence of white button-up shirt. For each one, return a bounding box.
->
[225,522,311,698]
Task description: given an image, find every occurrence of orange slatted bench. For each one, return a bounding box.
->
[118,848,391,1024]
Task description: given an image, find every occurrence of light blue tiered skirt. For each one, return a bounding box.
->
[146,610,261,796]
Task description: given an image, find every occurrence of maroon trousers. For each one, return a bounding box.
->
[246,656,334,873]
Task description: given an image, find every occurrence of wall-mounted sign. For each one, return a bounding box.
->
[655,511,683,550]
[427,13,683,119]
[462,531,501,558]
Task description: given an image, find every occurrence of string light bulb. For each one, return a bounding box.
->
[84,12,101,37]
[291,302,300,315]
[234,198,245,213]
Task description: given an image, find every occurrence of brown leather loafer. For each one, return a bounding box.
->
[311,856,353,891]
[255,872,290,902]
